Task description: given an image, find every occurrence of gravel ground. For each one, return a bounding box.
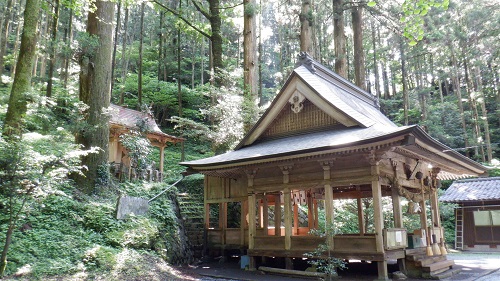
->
[186,251,500,281]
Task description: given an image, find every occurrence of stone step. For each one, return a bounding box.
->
[422,259,454,273]
[424,268,461,279]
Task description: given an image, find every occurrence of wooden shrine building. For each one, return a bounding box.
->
[181,53,487,280]
[440,177,500,251]
[109,104,183,181]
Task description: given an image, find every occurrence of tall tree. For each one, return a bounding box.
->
[119,7,129,105]
[46,0,60,97]
[0,0,41,274]
[75,0,114,194]
[2,0,40,138]
[300,0,314,56]
[138,2,144,107]
[0,0,15,77]
[333,0,347,77]
[352,4,365,90]
[243,0,258,132]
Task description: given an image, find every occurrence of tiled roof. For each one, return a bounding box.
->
[182,124,411,166]
[294,57,396,129]
[440,177,500,202]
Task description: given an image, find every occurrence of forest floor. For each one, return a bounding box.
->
[3,251,499,280]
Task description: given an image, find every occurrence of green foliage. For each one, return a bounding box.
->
[305,224,347,277]
[401,0,450,45]
[82,246,118,271]
[106,216,159,249]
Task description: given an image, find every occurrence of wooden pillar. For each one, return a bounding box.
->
[280,165,293,250]
[392,187,403,228]
[240,200,247,248]
[431,167,447,255]
[370,153,389,280]
[248,194,256,249]
[246,169,257,270]
[274,194,281,236]
[357,196,365,235]
[219,202,227,249]
[322,161,334,250]
[263,194,269,234]
[159,146,165,181]
[293,203,299,235]
[314,199,319,229]
[284,188,292,250]
[307,191,314,230]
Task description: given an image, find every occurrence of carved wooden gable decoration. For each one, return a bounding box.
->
[263,98,340,139]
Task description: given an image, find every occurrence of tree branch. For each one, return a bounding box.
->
[150,0,211,39]
[190,0,210,21]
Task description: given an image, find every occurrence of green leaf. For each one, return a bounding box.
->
[409,40,418,46]
[367,1,377,7]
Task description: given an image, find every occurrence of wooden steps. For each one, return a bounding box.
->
[405,248,460,279]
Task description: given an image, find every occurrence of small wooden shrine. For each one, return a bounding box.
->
[109,104,183,181]
[440,177,500,251]
[181,53,487,280]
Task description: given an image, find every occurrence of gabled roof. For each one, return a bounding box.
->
[440,177,500,203]
[180,53,487,178]
[110,104,183,144]
[236,53,396,149]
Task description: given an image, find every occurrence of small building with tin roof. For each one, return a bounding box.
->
[440,177,500,251]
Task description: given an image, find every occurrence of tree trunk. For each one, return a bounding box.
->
[0,0,15,77]
[300,0,314,56]
[63,3,73,88]
[464,58,484,161]
[399,40,409,125]
[352,5,365,90]
[243,0,258,132]
[138,2,144,107]
[9,0,24,78]
[76,0,114,194]
[46,0,60,98]
[177,1,184,162]
[119,7,129,105]
[209,0,223,86]
[0,224,15,277]
[3,0,40,138]
[158,10,164,81]
[38,12,49,80]
[333,0,346,78]
[371,20,380,98]
[449,45,470,157]
[111,0,121,98]
[474,67,493,163]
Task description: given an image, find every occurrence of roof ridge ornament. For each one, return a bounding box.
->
[289,91,306,113]
[297,52,316,73]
